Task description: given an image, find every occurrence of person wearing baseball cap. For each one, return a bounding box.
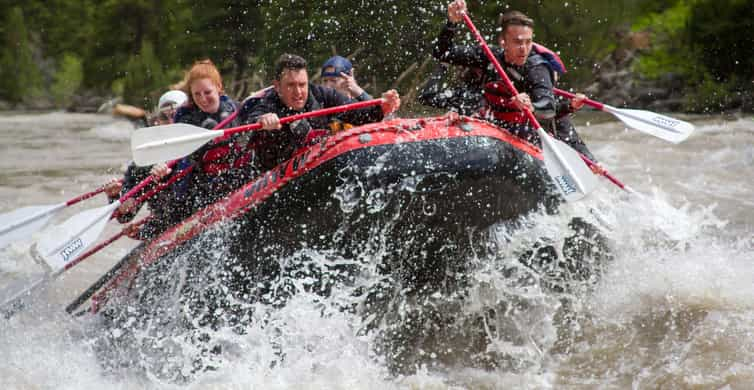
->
[320,55,371,101]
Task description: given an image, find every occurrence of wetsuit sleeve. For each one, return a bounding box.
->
[355,91,373,101]
[526,63,556,117]
[417,63,449,108]
[244,95,279,124]
[318,85,384,125]
[116,162,150,223]
[432,21,489,69]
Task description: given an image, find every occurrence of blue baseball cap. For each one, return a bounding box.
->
[321,56,353,77]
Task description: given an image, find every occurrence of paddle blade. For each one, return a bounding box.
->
[131,123,219,166]
[538,128,599,202]
[35,202,119,272]
[606,106,694,144]
[0,204,65,248]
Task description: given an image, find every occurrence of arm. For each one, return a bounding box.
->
[318,85,385,126]
[341,72,372,101]
[417,63,454,109]
[354,91,373,102]
[115,162,150,223]
[244,93,284,130]
[525,63,556,119]
[433,0,493,68]
[433,22,490,69]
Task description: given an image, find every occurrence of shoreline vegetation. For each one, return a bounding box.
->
[1,1,751,114]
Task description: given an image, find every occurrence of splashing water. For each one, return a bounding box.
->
[1,112,753,389]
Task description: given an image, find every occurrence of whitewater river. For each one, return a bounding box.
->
[0,110,752,389]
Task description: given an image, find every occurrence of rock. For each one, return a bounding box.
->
[67,91,111,113]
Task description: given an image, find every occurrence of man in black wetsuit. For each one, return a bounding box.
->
[241,53,401,172]
[431,0,598,162]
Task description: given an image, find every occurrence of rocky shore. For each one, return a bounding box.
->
[584,31,753,113]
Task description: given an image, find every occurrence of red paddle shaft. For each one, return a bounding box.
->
[461,13,628,191]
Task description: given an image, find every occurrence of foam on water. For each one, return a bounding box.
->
[1,113,753,389]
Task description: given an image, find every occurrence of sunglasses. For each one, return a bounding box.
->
[157,105,178,122]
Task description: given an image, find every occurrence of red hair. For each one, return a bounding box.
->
[183,59,224,104]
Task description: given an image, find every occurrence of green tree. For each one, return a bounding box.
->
[122,40,168,108]
[51,53,84,106]
[0,7,44,104]
[688,0,754,83]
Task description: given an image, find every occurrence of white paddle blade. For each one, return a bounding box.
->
[131,123,219,166]
[0,204,65,248]
[538,128,599,202]
[606,106,694,144]
[35,202,119,272]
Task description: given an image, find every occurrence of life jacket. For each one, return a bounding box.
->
[532,43,567,76]
[479,43,565,125]
[481,81,528,124]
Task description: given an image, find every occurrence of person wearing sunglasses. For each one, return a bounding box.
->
[151,90,188,126]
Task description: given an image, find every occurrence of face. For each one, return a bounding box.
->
[155,105,177,125]
[275,68,309,110]
[190,78,221,114]
[321,68,348,94]
[499,25,534,66]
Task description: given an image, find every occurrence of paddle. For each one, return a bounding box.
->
[65,240,144,315]
[1,111,241,316]
[4,164,197,316]
[0,183,120,249]
[61,173,189,315]
[460,12,598,201]
[131,98,385,166]
[29,108,239,274]
[0,217,149,313]
[554,88,694,143]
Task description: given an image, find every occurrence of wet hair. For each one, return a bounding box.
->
[498,11,534,36]
[183,59,224,103]
[274,54,307,80]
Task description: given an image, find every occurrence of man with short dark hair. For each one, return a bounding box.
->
[242,53,400,171]
[433,1,556,143]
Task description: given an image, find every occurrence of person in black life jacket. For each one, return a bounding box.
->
[144,59,254,237]
[435,1,553,143]
[241,53,401,173]
[320,56,372,102]
[103,89,191,240]
[435,1,601,169]
[320,55,374,133]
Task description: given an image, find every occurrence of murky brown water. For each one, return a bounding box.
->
[1,110,753,389]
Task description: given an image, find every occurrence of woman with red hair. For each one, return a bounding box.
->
[174,59,237,128]
[150,59,253,221]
